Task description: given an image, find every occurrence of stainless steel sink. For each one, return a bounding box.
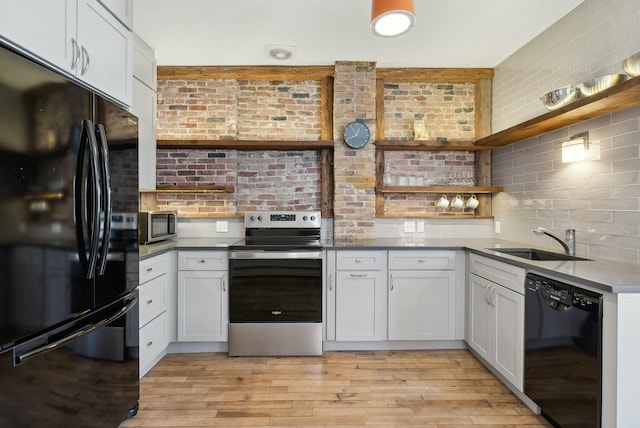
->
[487,248,591,261]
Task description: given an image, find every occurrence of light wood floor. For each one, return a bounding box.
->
[119,350,552,427]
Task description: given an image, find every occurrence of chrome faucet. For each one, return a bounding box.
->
[533,227,576,255]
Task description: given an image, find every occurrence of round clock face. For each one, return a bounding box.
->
[343,121,370,149]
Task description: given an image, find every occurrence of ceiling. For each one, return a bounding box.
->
[133,0,583,68]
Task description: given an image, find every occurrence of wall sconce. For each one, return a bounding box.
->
[562,132,590,163]
[371,0,415,37]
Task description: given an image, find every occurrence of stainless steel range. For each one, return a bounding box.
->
[228,211,323,356]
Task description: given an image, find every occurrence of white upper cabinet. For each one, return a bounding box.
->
[0,0,76,72]
[0,0,133,106]
[76,0,132,105]
[132,35,157,190]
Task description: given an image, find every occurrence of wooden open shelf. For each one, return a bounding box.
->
[381,214,495,220]
[476,75,640,147]
[157,140,334,150]
[375,140,495,151]
[377,185,503,194]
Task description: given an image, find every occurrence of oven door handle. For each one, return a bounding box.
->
[230,251,323,260]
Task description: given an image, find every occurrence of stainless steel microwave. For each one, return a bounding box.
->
[139,211,177,244]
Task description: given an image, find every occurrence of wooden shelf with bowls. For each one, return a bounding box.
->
[475,75,640,148]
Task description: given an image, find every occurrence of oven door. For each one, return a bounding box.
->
[229,252,322,323]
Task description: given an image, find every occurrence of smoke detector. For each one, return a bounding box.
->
[265,45,296,61]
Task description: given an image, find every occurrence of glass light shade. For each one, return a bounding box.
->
[371,0,415,37]
[562,139,586,163]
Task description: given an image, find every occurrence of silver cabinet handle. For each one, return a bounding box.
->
[146,341,153,347]
[484,284,491,305]
[146,267,153,272]
[222,276,226,292]
[146,299,153,305]
[71,38,80,69]
[80,45,89,75]
[491,286,497,307]
[355,258,362,263]
[350,273,368,278]
[390,274,394,291]
[199,259,206,263]
[418,259,426,263]
[328,273,332,291]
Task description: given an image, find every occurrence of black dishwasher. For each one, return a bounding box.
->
[524,273,602,428]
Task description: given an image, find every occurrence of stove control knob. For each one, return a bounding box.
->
[303,216,308,221]
[257,216,262,221]
[249,216,255,222]
[310,215,316,221]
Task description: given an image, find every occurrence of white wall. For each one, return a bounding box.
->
[491,0,640,263]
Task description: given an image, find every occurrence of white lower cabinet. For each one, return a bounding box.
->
[467,254,525,390]
[388,250,457,341]
[138,252,171,377]
[388,270,456,340]
[334,251,387,341]
[177,251,228,342]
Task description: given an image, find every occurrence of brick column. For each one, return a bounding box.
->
[333,62,377,240]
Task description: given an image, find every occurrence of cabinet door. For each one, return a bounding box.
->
[335,270,386,341]
[388,270,456,340]
[468,273,492,362]
[133,78,157,190]
[177,270,228,342]
[492,284,524,390]
[0,0,76,72]
[77,0,132,104]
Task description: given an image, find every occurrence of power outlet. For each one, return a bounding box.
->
[416,221,425,233]
[494,221,501,234]
[216,221,229,233]
[403,221,416,233]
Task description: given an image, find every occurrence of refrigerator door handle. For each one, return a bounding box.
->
[74,119,101,279]
[95,124,112,276]
[12,294,137,366]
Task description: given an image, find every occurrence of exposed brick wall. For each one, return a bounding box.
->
[150,79,324,215]
[236,151,321,212]
[157,79,322,141]
[237,81,322,140]
[384,82,475,140]
[150,68,479,229]
[381,81,476,218]
[332,62,377,239]
[157,79,238,140]
[144,148,320,214]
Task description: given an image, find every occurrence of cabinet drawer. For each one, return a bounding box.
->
[336,251,387,271]
[139,311,167,371]
[139,253,169,284]
[469,253,525,294]
[178,251,228,271]
[388,250,455,270]
[139,274,167,327]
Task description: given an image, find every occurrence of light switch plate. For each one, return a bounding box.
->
[404,221,416,233]
[494,221,501,234]
[216,221,229,233]
[416,221,425,233]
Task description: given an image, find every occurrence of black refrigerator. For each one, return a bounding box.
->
[0,42,139,427]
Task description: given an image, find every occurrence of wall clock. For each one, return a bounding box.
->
[343,121,370,149]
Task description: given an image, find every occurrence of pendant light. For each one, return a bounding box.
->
[371,0,415,37]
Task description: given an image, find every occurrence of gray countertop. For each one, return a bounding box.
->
[140,236,640,293]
